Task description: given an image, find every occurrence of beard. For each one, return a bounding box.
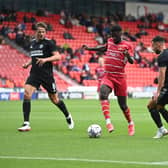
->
[113,37,121,44]
[155,49,161,54]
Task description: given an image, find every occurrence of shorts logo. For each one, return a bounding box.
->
[52,83,56,92]
[163,88,167,92]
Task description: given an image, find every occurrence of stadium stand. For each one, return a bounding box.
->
[0,44,72,90]
[1,11,168,90]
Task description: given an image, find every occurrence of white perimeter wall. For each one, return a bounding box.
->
[126,2,168,23]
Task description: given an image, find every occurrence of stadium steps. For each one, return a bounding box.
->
[54,70,80,87]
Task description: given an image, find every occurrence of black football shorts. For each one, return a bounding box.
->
[157,87,168,106]
[26,74,57,93]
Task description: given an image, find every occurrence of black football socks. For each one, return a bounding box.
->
[149,108,163,128]
[56,100,69,118]
[23,99,31,122]
[159,109,168,123]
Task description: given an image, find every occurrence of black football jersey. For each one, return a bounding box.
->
[157,49,168,87]
[29,38,57,77]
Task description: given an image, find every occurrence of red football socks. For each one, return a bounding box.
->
[101,100,110,119]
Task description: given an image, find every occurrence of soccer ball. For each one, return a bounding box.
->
[87,124,102,138]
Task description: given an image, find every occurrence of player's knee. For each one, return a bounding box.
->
[147,104,161,112]
[53,99,60,104]
[148,108,158,114]
[120,105,127,111]
[147,103,153,113]
[99,94,107,100]
[147,104,150,110]
[147,99,157,110]
[24,91,32,100]
[99,85,111,100]
[49,94,60,104]
[99,91,109,100]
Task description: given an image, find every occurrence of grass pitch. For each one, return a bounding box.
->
[0,99,168,168]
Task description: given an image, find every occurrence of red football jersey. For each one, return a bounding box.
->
[104,38,132,77]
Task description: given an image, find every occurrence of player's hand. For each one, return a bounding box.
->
[123,49,134,64]
[22,63,29,69]
[82,45,88,50]
[153,92,159,101]
[123,49,129,56]
[36,58,47,66]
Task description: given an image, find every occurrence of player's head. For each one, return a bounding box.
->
[35,22,47,40]
[152,36,165,54]
[111,24,122,44]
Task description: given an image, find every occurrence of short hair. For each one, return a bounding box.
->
[35,22,48,30]
[152,36,165,43]
[111,24,122,32]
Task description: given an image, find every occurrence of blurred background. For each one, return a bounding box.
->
[0,0,168,100]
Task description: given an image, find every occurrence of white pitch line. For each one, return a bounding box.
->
[0,156,168,166]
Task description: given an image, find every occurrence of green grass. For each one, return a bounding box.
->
[0,99,168,168]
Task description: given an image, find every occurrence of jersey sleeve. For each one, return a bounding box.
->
[49,40,57,53]
[158,51,168,67]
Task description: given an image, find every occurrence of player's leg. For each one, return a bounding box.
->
[156,105,168,137]
[99,84,114,132]
[117,96,132,123]
[42,76,74,129]
[117,96,135,136]
[147,95,168,138]
[159,108,168,123]
[18,84,36,131]
[114,77,134,136]
[147,98,163,128]
[48,93,74,129]
[154,90,168,138]
[157,88,168,123]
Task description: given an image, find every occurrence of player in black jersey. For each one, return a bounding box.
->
[147,36,168,138]
[18,22,74,131]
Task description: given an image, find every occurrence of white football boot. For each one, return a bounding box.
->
[153,127,168,139]
[18,121,31,132]
[66,114,74,129]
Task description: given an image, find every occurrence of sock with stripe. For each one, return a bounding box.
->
[100,100,111,124]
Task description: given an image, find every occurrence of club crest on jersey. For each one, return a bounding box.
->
[39,44,44,49]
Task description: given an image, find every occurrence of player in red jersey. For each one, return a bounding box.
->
[83,25,135,136]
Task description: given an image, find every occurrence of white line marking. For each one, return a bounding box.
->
[0,156,168,166]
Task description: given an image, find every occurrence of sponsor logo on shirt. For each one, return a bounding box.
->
[30,50,43,57]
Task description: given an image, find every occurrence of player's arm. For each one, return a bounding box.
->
[22,59,32,69]
[36,51,61,66]
[155,67,166,99]
[124,50,134,64]
[82,45,107,52]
